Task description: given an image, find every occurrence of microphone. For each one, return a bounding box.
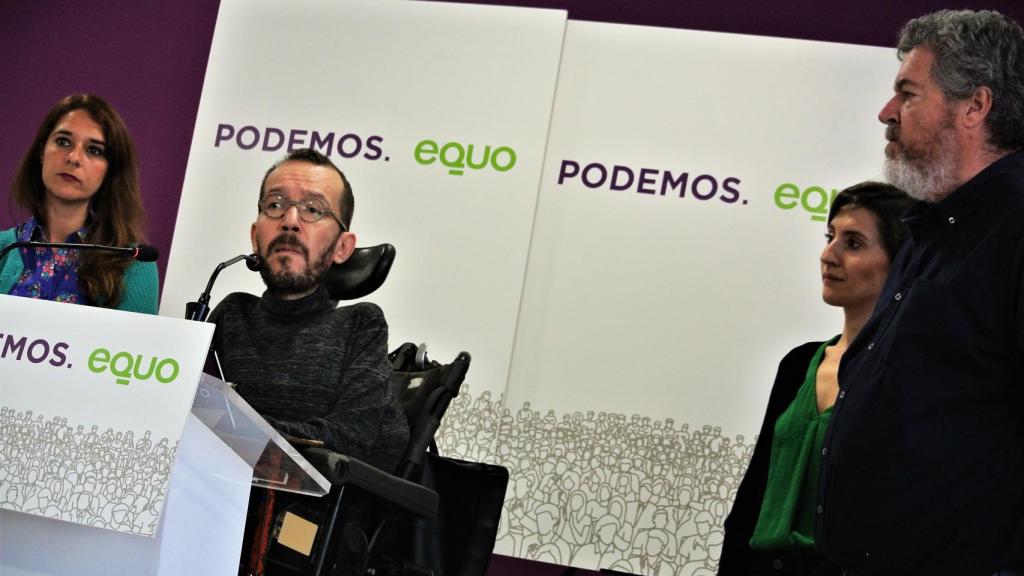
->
[132,244,160,262]
[0,240,160,262]
[185,253,262,322]
[245,254,264,271]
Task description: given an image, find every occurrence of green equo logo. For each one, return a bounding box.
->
[88,348,181,386]
[773,183,838,222]
[414,139,517,176]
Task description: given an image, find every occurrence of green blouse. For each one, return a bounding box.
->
[750,335,839,551]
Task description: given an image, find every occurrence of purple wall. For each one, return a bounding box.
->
[4,1,1023,574]
[0,0,220,291]
[431,0,1024,47]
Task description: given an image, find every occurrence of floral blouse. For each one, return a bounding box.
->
[8,217,86,304]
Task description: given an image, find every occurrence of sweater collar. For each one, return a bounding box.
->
[257,283,337,320]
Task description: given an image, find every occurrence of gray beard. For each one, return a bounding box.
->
[883,153,959,203]
[882,116,961,204]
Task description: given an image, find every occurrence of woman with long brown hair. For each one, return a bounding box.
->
[0,93,158,312]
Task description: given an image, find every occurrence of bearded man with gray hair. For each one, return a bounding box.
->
[816,10,1024,575]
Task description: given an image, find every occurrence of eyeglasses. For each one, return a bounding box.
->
[259,193,347,230]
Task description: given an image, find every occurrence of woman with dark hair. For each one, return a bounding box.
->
[0,93,158,312]
[718,181,912,575]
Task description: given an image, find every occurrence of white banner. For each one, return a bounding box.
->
[0,296,214,535]
[161,0,568,405]
[159,2,903,570]
[484,21,897,571]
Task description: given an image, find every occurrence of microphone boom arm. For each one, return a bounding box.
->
[185,254,262,322]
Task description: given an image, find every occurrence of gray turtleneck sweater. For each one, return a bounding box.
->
[208,285,408,473]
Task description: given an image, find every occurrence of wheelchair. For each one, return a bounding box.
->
[238,244,508,576]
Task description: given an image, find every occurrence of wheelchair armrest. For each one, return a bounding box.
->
[301,447,438,519]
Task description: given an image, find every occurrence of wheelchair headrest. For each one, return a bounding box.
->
[324,243,396,300]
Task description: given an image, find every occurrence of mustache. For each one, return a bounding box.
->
[885,125,899,141]
[267,233,308,259]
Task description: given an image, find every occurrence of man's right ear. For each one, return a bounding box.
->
[250,223,258,254]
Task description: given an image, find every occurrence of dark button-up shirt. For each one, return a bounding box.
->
[817,151,1024,575]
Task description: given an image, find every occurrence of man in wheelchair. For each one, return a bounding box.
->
[208,148,409,574]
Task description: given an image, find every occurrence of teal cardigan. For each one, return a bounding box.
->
[0,227,159,314]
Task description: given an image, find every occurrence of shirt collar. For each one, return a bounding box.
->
[17,216,88,243]
[902,150,1024,238]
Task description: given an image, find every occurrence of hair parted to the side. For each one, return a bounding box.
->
[898,9,1024,152]
[258,148,354,229]
[828,181,914,261]
[10,93,148,307]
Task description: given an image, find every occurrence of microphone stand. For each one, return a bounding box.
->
[185,254,262,322]
[0,240,158,262]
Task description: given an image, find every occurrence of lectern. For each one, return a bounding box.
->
[0,296,328,576]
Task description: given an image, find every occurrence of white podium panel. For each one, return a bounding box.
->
[0,414,252,576]
[0,295,214,535]
[0,296,331,575]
